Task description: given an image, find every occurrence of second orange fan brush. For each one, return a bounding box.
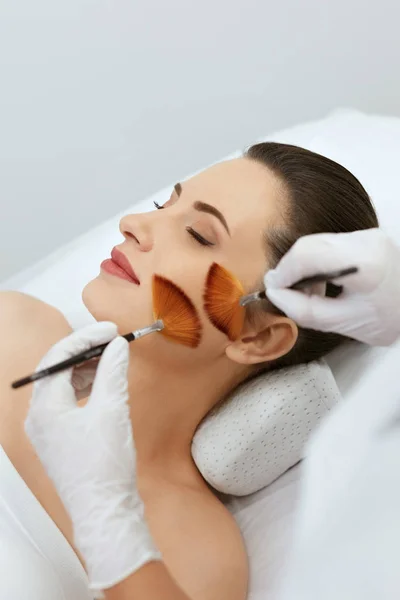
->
[203,263,246,341]
[12,275,202,389]
[203,262,358,341]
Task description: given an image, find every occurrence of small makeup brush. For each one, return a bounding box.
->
[204,263,358,340]
[11,275,202,390]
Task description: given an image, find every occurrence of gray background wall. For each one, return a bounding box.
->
[1,0,400,281]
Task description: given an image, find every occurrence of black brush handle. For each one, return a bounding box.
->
[11,332,136,390]
[290,267,358,291]
[259,266,358,301]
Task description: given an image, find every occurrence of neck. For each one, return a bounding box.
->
[127,351,241,481]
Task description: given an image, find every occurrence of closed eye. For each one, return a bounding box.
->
[186,227,215,247]
[154,200,214,246]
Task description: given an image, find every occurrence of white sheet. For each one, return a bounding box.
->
[226,465,301,599]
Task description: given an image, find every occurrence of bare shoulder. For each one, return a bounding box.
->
[0,291,77,548]
[144,482,248,600]
[0,291,72,366]
[0,291,70,333]
[0,290,72,442]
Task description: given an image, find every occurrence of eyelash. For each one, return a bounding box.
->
[153,200,214,247]
[186,227,215,247]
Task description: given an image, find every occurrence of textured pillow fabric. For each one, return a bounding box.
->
[192,360,340,495]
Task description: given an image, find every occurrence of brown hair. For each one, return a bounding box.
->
[245,142,378,369]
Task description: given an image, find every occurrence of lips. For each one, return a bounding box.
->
[100,247,140,285]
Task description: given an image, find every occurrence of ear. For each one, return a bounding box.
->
[225,312,298,366]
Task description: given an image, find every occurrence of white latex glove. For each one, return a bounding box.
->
[278,343,400,600]
[71,358,100,399]
[25,322,161,592]
[265,228,400,346]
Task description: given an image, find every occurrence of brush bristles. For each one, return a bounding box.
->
[204,263,245,341]
[152,275,202,348]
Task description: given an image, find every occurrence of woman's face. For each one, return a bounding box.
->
[83,157,289,367]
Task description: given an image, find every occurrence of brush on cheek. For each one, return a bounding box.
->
[203,263,246,341]
[203,262,360,340]
[152,275,202,348]
[11,275,202,389]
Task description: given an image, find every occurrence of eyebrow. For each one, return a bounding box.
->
[174,182,231,236]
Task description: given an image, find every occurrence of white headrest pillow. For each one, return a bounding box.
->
[192,359,340,495]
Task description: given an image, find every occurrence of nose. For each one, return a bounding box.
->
[119,213,154,252]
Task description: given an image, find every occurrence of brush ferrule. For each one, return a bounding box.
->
[239,291,263,307]
[134,320,164,339]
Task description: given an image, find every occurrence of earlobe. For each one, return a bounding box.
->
[225,317,298,366]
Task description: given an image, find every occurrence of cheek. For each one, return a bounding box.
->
[151,251,205,315]
[82,275,153,333]
[224,241,267,292]
[151,263,229,358]
[82,259,229,360]
[165,267,229,353]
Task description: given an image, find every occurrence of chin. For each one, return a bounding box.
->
[82,274,152,335]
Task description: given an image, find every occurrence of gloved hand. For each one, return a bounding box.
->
[278,343,400,600]
[265,228,400,346]
[25,322,161,592]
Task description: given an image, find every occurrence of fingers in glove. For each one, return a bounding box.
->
[266,287,351,331]
[265,233,348,289]
[89,336,130,408]
[38,322,118,371]
[72,358,100,400]
[264,228,379,291]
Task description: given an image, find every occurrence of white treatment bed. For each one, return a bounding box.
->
[2,108,400,599]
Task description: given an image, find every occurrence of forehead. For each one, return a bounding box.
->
[183,157,285,232]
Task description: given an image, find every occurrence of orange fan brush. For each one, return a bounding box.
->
[12,275,202,389]
[203,263,361,344]
[152,274,202,348]
[203,262,246,341]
